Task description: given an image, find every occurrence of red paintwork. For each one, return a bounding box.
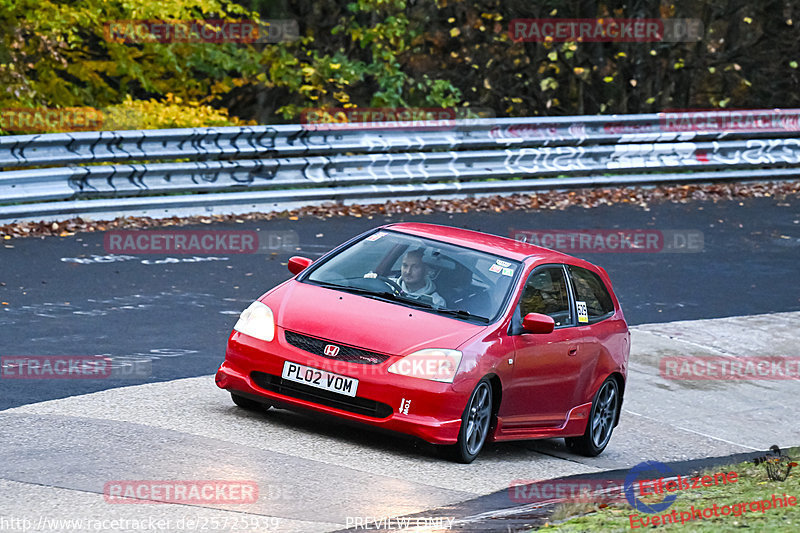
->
[216,223,630,446]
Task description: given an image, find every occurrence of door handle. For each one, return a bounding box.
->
[568,346,578,356]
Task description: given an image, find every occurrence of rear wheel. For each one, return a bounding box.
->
[566,377,619,456]
[230,392,271,412]
[440,379,493,463]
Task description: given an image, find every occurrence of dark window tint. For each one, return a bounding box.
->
[519,267,571,327]
[569,266,614,322]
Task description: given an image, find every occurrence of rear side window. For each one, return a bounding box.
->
[569,266,614,323]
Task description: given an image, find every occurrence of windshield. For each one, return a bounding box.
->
[304,230,520,322]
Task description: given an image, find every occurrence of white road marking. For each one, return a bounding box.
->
[623,409,761,450]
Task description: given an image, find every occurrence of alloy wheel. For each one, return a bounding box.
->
[464,381,492,455]
[590,380,617,449]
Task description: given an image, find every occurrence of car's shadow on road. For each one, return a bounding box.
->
[222,401,603,466]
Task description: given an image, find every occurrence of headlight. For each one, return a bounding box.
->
[387,349,462,383]
[233,301,275,342]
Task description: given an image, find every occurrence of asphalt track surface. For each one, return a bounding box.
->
[1,195,799,531]
[1,196,799,408]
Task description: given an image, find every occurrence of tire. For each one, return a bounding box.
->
[230,392,271,412]
[440,379,493,463]
[566,377,619,457]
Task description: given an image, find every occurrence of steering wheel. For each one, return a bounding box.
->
[376,276,403,296]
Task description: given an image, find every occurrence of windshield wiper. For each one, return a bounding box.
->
[310,280,407,303]
[434,308,491,322]
[392,296,491,322]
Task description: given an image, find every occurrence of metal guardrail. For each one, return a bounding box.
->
[2,111,800,222]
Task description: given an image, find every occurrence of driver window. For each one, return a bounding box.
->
[519,267,572,327]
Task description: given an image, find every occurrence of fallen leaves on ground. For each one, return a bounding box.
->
[1,181,798,239]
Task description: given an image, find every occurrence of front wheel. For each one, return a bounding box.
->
[230,392,271,412]
[439,379,493,463]
[566,377,619,457]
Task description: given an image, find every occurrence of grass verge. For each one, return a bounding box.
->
[541,447,800,532]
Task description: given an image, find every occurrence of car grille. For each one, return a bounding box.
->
[284,331,390,365]
[250,371,393,419]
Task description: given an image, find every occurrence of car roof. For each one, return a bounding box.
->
[382,222,574,263]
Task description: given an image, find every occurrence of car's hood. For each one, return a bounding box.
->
[265,280,485,355]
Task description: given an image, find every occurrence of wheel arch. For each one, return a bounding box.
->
[484,372,503,433]
[607,371,625,427]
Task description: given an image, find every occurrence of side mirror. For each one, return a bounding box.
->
[288,256,312,275]
[522,313,555,334]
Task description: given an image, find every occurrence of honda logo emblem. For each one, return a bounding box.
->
[324,344,340,357]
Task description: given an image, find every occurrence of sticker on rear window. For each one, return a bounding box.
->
[501,267,514,276]
[577,301,589,323]
[495,259,511,268]
[366,232,387,242]
[489,264,502,274]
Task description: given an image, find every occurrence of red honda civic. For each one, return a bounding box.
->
[215,223,630,462]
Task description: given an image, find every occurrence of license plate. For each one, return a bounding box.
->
[281,361,359,398]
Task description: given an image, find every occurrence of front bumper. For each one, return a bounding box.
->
[215,329,467,445]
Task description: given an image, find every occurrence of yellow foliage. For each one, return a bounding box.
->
[101,95,251,131]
